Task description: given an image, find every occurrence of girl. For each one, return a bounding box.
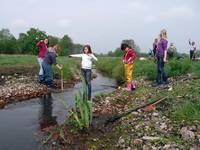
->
[155,29,168,86]
[121,43,136,91]
[69,45,98,100]
[42,45,63,88]
[189,39,196,60]
[36,38,48,83]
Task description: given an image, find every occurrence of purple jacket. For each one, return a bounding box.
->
[156,38,168,58]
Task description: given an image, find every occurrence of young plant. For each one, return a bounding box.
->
[69,77,93,130]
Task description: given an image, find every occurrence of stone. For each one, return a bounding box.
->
[180,127,195,140]
[132,139,143,145]
[142,136,160,141]
[0,100,6,108]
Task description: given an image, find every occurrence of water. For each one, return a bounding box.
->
[0,71,116,150]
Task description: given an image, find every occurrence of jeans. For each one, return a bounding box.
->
[156,57,167,84]
[37,57,44,75]
[42,63,53,85]
[81,68,92,100]
[190,50,195,60]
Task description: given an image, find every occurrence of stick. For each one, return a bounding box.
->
[61,69,64,92]
[105,97,166,125]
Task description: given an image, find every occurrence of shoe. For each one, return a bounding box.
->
[152,82,161,87]
[131,81,136,90]
[163,81,169,85]
[123,83,132,91]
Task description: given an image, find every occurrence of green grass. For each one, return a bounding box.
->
[96,57,200,82]
[0,54,80,80]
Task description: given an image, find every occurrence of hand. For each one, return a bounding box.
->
[163,58,167,63]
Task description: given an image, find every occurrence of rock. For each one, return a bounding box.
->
[168,86,173,91]
[132,139,143,145]
[190,145,200,150]
[116,137,126,148]
[180,127,195,140]
[131,111,139,115]
[0,100,6,108]
[163,143,178,150]
[160,122,167,130]
[152,112,159,117]
[142,136,160,141]
[188,126,197,132]
[118,137,125,145]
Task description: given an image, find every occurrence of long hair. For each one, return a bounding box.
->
[160,29,167,39]
[82,45,92,54]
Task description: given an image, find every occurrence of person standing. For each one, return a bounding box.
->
[121,43,136,91]
[69,45,98,100]
[36,38,48,83]
[189,39,196,60]
[155,29,168,86]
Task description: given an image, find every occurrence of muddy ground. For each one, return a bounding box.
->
[42,74,200,150]
[0,65,77,108]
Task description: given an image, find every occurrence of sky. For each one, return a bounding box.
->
[0,0,200,54]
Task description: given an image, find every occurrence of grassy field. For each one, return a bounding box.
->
[95,57,200,83]
[0,54,80,80]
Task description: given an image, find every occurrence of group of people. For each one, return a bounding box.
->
[36,28,170,100]
[36,40,99,100]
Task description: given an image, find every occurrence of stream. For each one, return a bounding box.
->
[0,71,116,150]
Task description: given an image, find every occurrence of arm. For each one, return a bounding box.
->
[91,54,98,61]
[189,39,191,46]
[127,50,136,63]
[36,40,43,47]
[69,54,83,58]
[163,40,168,62]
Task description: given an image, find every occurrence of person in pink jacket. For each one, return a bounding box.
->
[36,38,48,83]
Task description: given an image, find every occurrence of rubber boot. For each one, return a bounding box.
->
[131,81,136,90]
[124,83,132,91]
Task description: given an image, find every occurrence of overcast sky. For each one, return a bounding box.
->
[1,0,200,54]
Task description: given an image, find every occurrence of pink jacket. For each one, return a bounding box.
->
[36,41,48,58]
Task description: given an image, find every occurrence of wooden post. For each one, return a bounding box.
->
[61,69,64,92]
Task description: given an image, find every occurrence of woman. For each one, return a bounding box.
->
[155,29,168,86]
[69,45,98,100]
[36,38,48,83]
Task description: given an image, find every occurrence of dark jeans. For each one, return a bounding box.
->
[42,63,53,85]
[190,50,195,60]
[81,68,92,100]
[156,57,167,84]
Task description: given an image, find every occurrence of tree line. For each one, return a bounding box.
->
[0,28,83,55]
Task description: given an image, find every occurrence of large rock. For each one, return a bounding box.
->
[180,127,196,140]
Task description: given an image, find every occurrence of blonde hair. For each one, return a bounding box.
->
[160,29,167,39]
[53,45,60,54]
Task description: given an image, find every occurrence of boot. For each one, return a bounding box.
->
[38,75,44,84]
[131,81,136,90]
[124,83,132,91]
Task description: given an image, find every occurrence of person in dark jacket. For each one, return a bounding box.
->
[42,45,62,88]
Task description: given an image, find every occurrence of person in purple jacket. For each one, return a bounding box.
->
[155,29,168,86]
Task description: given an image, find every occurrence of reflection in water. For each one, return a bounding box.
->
[39,94,57,130]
